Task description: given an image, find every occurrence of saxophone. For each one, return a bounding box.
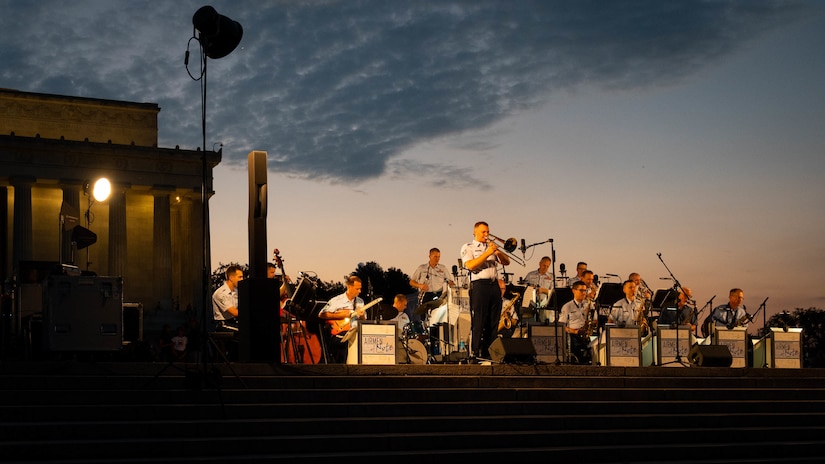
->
[580,298,597,338]
[635,303,649,336]
[498,292,521,333]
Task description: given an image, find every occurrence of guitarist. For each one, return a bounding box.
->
[318,275,367,363]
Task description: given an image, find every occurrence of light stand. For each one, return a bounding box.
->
[188,5,243,387]
[81,178,110,272]
[656,253,689,367]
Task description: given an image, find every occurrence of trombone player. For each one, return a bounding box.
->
[460,221,510,361]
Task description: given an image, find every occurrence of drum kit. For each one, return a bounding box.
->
[396,291,455,364]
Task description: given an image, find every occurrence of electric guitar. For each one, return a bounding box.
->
[328,297,383,335]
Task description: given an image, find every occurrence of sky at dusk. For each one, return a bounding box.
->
[3,0,825,329]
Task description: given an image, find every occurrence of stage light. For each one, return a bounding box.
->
[92,177,111,202]
[192,5,243,59]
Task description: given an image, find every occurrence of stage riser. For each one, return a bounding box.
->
[1,364,824,462]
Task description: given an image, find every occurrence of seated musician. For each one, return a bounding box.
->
[659,287,697,331]
[211,264,244,332]
[558,281,593,365]
[318,275,367,363]
[388,294,411,331]
[523,256,554,322]
[608,280,645,331]
[711,288,748,330]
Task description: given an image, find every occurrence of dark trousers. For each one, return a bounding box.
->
[470,280,502,358]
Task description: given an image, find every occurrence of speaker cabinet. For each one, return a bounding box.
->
[238,277,280,363]
[688,344,732,367]
[489,337,536,364]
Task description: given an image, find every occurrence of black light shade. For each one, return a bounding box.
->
[193,5,243,59]
[71,225,97,250]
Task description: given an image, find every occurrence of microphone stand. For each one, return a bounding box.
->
[656,253,689,366]
[548,239,564,366]
[695,295,715,337]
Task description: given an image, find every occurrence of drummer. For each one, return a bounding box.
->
[387,294,411,332]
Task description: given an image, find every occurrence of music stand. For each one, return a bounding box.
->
[652,288,677,311]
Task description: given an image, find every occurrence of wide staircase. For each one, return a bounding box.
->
[1,361,825,463]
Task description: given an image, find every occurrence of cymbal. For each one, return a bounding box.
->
[377,304,399,320]
[414,295,447,315]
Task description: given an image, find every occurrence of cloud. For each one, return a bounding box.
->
[0,0,811,183]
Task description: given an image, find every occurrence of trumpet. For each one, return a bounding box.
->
[487,233,526,267]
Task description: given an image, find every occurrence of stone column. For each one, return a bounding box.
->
[153,190,173,311]
[10,176,34,273]
[107,183,128,279]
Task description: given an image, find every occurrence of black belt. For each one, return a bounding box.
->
[471,279,498,285]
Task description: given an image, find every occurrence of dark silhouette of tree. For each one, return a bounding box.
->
[764,308,825,368]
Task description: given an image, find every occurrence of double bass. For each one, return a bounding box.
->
[274,248,321,364]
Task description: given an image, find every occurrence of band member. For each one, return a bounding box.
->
[609,280,644,328]
[558,281,593,364]
[628,272,652,310]
[211,264,243,332]
[580,270,600,306]
[318,276,367,363]
[659,287,697,331]
[523,256,554,321]
[461,221,510,360]
[410,248,454,305]
[388,294,411,331]
[712,288,748,330]
[566,261,588,287]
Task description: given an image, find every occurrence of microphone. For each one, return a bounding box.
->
[659,277,672,280]
[520,238,526,254]
[593,275,599,285]
[452,265,458,277]
[559,263,566,274]
[604,273,618,277]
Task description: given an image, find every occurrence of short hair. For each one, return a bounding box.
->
[729,288,743,296]
[571,281,586,290]
[474,221,489,229]
[628,272,640,280]
[622,280,635,291]
[394,294,407,304]
[225,264,243,279]
[582,270,594,278]
[540,256,551,264]
[346,275,362,287]
[429,248,440,255]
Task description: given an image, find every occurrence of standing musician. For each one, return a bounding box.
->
[318,276,367,363]
[711,288,748,330]
[410,248,454,307]
[460,221,509,360]
[558,280,593,364]
[522,256,554,321]
[609,280,645,330]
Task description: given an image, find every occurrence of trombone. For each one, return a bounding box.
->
[488,233,526,267]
